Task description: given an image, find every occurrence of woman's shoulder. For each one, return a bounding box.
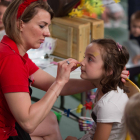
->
[0,45,18,61]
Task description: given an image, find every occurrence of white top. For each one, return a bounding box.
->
[102,0,124,13]
[80,87,129,140]
[0,30,6,41]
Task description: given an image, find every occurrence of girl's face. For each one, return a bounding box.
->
[19,8,51,51]
[0,5,7,31]
[80,43,105,84]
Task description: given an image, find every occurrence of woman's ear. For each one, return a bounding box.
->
[16,20,24,31]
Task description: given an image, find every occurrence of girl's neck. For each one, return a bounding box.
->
[97,90,104,101]
[91,81,104,101]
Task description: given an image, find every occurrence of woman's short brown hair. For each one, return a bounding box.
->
[0,1,10,7]
[125,93,140,140]
[91,39,129,94]
[3,0,54,45]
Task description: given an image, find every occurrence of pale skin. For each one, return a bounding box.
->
[130,21,140,65]
[0,5,7,31]
[4,8,128,140]
[133,54,140,64]
[65,43,127,140]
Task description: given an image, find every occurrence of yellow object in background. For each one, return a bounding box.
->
[76,104,83,113]
[125,133,131,140]
[76,64,81,67]
[114,0,120,3]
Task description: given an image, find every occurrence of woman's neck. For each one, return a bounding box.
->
[17,44,27,56]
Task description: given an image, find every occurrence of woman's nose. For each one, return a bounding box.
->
[44,27,50,37]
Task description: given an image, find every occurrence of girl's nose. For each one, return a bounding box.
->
[80,60,85,66]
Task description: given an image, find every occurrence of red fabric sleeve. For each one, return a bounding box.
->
[27,58,39,76]
[0,54,29,94]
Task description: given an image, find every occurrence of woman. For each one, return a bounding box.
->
[0,0,129,140]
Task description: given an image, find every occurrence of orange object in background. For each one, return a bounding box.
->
[83,10,97,18]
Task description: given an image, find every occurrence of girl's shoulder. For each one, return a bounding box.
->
[97,87,129,109]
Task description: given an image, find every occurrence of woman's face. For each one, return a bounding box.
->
[0,5,7,31]
[20,8,51,50]
[80,43,105,84]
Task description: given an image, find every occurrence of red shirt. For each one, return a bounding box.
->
[0,36,39,140]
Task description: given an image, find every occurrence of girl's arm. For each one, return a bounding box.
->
[93,123,113,140]
[65,123,112,140]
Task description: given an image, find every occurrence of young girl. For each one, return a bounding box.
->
[66,39,129,140]
[125,93,140,140]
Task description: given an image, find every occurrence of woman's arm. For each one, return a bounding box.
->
[32,68,94,95]
[4,81,64,134]
[32,67,129,95]
[32,59,95,96]
[93,123,113,140]
[4,60,76,133]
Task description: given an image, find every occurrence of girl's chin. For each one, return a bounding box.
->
[80,75,89,80]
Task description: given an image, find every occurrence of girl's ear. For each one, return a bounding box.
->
[107,69,113,76]
[16,20,24,31]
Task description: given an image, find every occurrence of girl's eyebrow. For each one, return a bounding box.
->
[88,53,99,58]
[88,53,96,58]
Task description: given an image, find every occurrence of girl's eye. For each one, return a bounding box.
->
[88,57,93,62]
[39,25,44,28]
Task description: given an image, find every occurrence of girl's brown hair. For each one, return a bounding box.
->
[91,39,129,94]
[3,0,54,45]
[125,93,140,140]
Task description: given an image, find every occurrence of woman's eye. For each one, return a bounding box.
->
[39,25,44,28]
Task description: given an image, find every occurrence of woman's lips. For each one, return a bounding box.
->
[40,39,44,43]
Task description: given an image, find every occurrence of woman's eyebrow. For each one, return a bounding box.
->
[40,21,51,25]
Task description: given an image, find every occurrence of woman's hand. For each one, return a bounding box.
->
[56,58,80,85]
[132,55,140,64]
[65,136,78,140]
[121,66,129,83]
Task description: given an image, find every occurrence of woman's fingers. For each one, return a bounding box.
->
[121,78,126,83]
[122,69,129,74]
[56,60,78,84]
[121,69,129,83]
[58,58,79,66]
